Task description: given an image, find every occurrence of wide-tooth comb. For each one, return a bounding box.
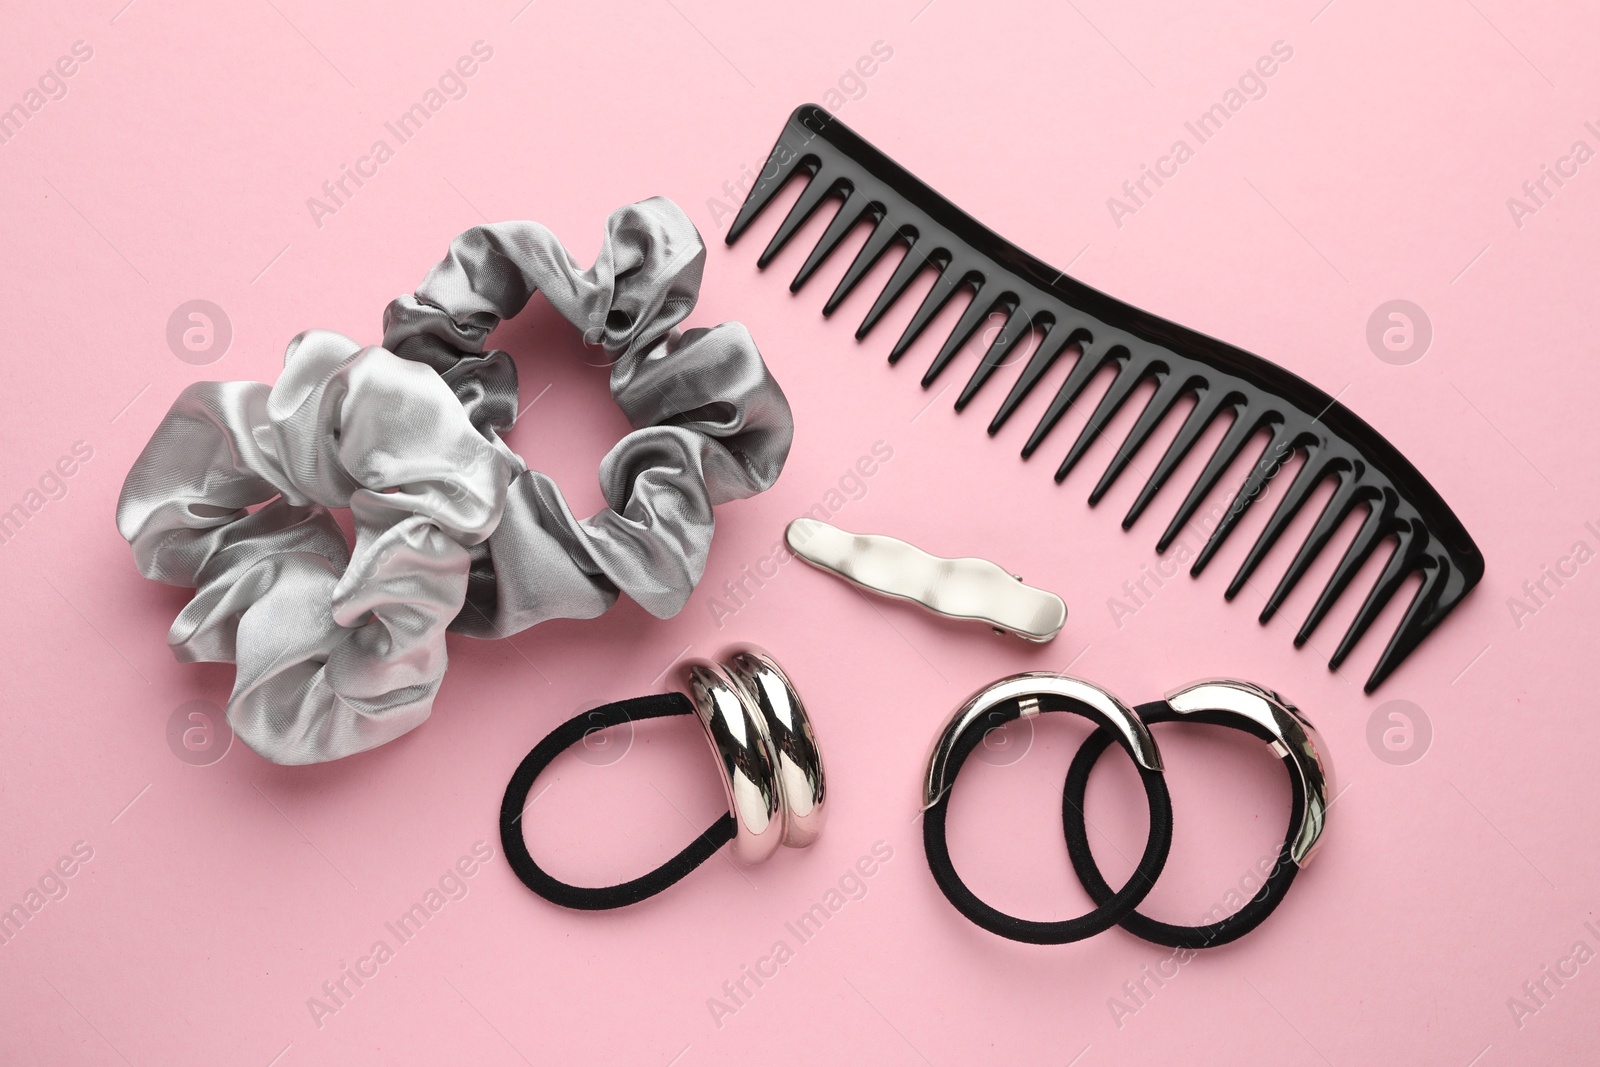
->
[727,104,1484,693]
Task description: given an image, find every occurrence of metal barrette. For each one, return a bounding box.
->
[678,645,827,864]
[786,517,1067,642]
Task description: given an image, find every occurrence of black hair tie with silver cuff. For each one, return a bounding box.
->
[921,674,1331,947]
[921,674,1173,945]
[500,646,824,910]
[1060,680,1332,949]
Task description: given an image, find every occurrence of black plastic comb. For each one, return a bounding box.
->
[727,104,1483,693]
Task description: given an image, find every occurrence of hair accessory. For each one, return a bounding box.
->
[500,645,824,910]
[117,331,516,764]
[921,673,1329,947]
[921,673,1172,944]
[785,517,1067,641]
[384,197,794,637]
[1061,679,1331,948]
[727,105,1484,692]
[119,198,792,765]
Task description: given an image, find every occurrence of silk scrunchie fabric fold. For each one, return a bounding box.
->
[117,331,516,764]
[382,196,793,638]
[118,197,792,765]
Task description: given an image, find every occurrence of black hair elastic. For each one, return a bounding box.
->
[500,693,736,910]
[500,646,825,910]
[1060,681,1333,949]
[921,675,1173,945]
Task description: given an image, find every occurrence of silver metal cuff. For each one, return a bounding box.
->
[923,672,1161,810]
[679,646,826,864]
[1163,679,1333,867]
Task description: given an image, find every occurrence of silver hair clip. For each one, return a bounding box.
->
[785,518,1067,642]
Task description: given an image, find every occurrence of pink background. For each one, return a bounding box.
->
[3,1,1598,1064]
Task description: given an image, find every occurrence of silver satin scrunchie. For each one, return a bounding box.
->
[118,197,792,766]
[117,332,516,764]
[382,196,793,638]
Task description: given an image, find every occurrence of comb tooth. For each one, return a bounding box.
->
[1189,423,1295,576]
[1154,408,1259,552]
[758,173,843,269]
[858,244,940,339]
[987,325,1076,433]
[1020,346,1112,458]
[1295,505,1389,646]
[791,190,874,292]
[888,268,968,364]
[726,141,813,245]
[1363,564,1448,693]
[823,218,900,316]
[1259,477,1358,623]
[1329,531,1420,670]
[1122,392,1226,529]
[957,304,1033,411]
[922,288,1006,386]
[1225,450,1329,600]
[1054,357,1155,484]
[1088,375,1189,505]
